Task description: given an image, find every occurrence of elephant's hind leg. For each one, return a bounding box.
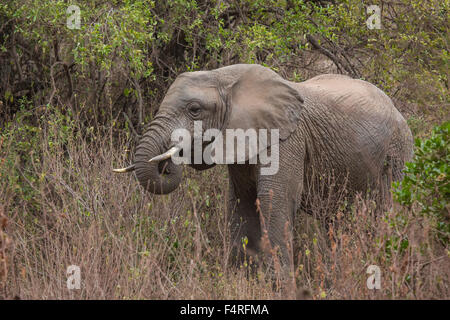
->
[388,116,414,182]
[379,123,413,206]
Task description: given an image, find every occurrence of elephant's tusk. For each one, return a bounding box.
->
[112,164,136,173]
[149,145,181,163]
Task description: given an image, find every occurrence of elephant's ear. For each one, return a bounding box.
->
[211,66,303,164]
[226,66,304,141]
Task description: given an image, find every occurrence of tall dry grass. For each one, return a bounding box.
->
[0,114,448,299]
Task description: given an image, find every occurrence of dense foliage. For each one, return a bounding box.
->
[1,0,448,130]
[394,122,450,243]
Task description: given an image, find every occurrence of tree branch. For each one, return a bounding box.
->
[122,111,141,139]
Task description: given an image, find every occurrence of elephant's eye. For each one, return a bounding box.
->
[188,102,202,118]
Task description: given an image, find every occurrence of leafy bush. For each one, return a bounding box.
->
[393,122,449,243]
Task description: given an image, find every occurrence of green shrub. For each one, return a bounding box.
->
[393,122,449,243]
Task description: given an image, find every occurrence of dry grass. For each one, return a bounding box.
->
[0,118,448,300]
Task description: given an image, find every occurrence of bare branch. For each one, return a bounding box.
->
[306,34,345,74]
[122,111,141,139]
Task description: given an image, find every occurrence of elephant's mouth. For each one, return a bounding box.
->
[189,137,217,170]
[157,159,172,175]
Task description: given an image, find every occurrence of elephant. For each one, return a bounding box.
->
[114,64,413,280]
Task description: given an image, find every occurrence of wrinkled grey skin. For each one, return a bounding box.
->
[128,64,413,279]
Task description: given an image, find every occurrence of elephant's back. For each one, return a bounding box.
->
[297,74,403,142]
[295,74,410,189]
[298,74,395,118]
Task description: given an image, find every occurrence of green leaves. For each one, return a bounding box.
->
[393,122,450,243]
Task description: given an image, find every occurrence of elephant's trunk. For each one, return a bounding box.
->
[134,119,183,194]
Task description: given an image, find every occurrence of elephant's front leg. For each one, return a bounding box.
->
[227,165,260,267]
[256,144,304,285]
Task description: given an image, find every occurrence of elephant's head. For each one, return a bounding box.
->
[114,64,304,194]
